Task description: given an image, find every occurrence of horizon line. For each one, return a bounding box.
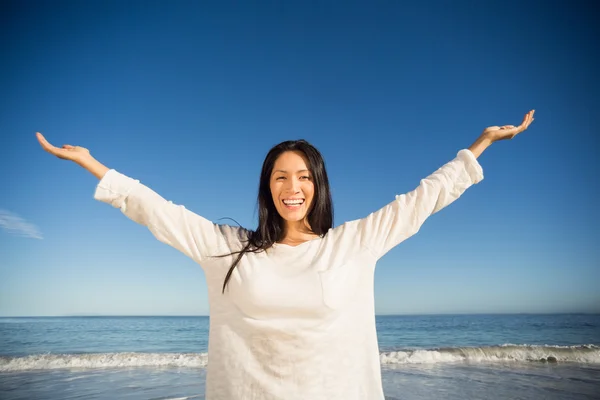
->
[1,311,599,318]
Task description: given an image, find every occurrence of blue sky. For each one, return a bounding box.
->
[1,1,597,316]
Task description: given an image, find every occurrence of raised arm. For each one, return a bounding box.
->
[348,110,535,260]
[36,132,244,265]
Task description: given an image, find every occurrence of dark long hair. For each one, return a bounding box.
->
[220,139,333,293]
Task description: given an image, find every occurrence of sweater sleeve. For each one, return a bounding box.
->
[357,149,484,259]
[94,169,243,265]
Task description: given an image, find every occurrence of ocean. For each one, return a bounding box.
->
[1,314,599,399]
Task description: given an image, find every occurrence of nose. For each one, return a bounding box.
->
[284,176,301,193]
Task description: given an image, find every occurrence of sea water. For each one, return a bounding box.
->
[1,314,599,399]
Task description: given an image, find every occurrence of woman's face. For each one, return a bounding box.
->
[270,151,315,224]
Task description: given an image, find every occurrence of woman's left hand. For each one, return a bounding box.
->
[482,110,535,142]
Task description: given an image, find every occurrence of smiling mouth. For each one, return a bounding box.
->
[282,199,305,208]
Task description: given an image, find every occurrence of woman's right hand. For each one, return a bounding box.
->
[36,132,92,164]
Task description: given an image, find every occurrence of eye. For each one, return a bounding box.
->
[300,175,311,180]
[276,176,286,181]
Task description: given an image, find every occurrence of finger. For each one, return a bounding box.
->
[517,111,535,133]
[36,132,56,151]
[36,132,48,146]
[529,110,535,126]
[36,133,67,156]
[524,111,534,129]
[526,110,535,124]
[520,113,529,127]
[62,145,75,149]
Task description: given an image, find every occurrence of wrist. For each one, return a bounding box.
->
[76,156,110,180]
[75,154,96,167]
[480,132,496,145]
[468,134,493,158]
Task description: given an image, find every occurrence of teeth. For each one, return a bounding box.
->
[283,199,304,205]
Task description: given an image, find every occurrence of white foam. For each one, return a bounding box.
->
[1,344,598,372]
[0,352,208,372]
[380,344,600,365]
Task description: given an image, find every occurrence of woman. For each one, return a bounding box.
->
[36,109,535,400]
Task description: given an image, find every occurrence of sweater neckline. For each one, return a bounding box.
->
[273,236,322,249]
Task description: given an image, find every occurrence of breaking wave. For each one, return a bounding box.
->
[380,344,600,365]
[1,344,598,372]
[0,352,208,372]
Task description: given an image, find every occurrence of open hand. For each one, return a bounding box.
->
[482,110,535,142]
[36,132,91,163]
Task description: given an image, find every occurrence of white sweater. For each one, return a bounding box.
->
[94,149,484,399]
